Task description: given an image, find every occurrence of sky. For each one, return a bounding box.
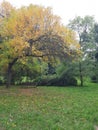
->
[0,0,98,25]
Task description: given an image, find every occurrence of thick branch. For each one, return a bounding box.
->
[9,57,18,68]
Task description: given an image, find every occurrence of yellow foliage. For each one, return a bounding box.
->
[0,2,80,69]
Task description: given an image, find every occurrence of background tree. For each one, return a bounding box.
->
[68,15,96,86]
[91,23,98,82]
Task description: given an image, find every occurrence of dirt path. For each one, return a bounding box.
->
[0,87,38,96]
[19,88,38,96]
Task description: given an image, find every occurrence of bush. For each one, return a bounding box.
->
[48,76,77,86]
[0,76,5,85]
[38,74,77,86]
[91,75,97,83]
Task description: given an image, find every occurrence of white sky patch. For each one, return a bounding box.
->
[0,0,98,25]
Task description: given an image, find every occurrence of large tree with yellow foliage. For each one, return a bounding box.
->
[0,1,79,87]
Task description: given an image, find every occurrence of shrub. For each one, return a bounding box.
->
[91,75,97,83]
[38,74,77,86]
[48,76,77,86]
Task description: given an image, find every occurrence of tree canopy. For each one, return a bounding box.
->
[0,1,80,87]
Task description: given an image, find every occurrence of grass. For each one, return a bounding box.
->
[0,83,98,130]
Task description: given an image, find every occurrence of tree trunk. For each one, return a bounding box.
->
[6,63,12,88]
[79,62,83,86]
[6,58,18,88]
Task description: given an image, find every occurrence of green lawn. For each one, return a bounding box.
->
[0,83,98,130]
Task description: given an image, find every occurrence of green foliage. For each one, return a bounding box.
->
[48,75,77,86]
[93,23,98,44]
[37,62,78,86]
[68,15,97,86]
[46,63,56,75]
[91,62,98,83]
[0,76,5,85]
[0,84,98,130]
[11,58,41,84]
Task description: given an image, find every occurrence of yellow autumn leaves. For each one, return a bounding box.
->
[0,1,80,68]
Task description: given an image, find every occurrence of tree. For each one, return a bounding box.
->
[68,16,96,86]
[90,23,98,82]
[0,2,79,87]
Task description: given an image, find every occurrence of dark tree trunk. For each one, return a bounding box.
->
[6,63,12,88]
[6,58,18,88]
[79,62,83,86]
